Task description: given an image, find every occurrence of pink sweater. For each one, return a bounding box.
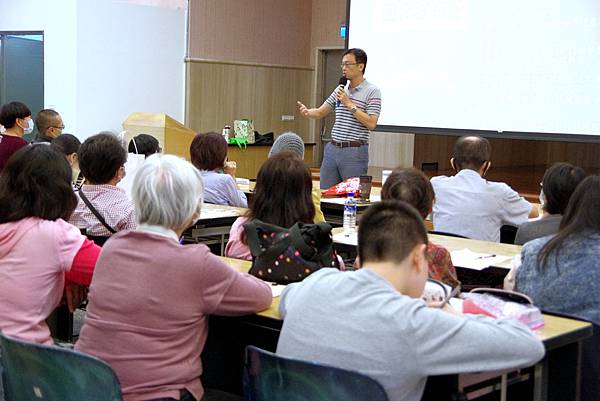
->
[224,217,252,260]
[0,217,90,345]
[75,230,272,401]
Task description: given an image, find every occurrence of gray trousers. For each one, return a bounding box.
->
[320,142,369,190]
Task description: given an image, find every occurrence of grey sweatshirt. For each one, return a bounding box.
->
[277,268,545,401]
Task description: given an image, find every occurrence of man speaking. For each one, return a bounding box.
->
[297,48,381,189]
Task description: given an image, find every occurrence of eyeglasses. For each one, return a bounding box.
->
[340,62,358,68]
[51,125,65,130]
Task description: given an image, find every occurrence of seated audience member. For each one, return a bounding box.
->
[382,167,459,287]
[514,162,585,245]
[0,101,31,171]
[225,151,315,260]
[51,133,84,189]
[268,132,325,223]
[128,133,161,158]
[76,154,271,401]
[0,145,99,345]
[515,175,600,323]
[431,136,534,242]
[69,132,136,237]
[515,175,600,400]
[190,132,247,208]
[32,109,64,143]
[276,201,544,401]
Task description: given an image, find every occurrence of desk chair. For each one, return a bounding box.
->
[243,345,389,401]
[0,332,123,401]
[79,228,110,247]
[499,225,518,244]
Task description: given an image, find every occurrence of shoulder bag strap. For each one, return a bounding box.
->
[243,219,291,258]
[77,190,117,234]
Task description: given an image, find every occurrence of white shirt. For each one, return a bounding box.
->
[431,169,532,242]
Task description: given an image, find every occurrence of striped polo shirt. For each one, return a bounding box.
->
[325,79,382,143]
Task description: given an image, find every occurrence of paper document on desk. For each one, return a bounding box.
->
[270,284,286,297]
[332,231,358,245]
[450,249,512,270]
[200,208,241,219]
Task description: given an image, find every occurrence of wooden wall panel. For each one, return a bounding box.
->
[186,60,313,140]
[310,0,346,65]
[368,131,415,181]
[188,0,312,67]
[413,134,600,172]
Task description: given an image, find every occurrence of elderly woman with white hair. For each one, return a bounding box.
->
[76,155,271,401]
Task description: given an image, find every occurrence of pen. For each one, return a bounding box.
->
[439,285,461,308]
[476,254,496,259]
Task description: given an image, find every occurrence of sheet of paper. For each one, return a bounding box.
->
[449,297,464,312]
[270,284,286,298]
[199,208,241,219]
[450,248,512,270]
[332,231,358,245]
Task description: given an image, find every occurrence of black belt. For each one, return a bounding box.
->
[331,139,367,148]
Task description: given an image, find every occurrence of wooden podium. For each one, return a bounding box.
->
[122,113,196,160]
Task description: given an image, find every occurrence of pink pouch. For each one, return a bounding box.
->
[463,290,544,330]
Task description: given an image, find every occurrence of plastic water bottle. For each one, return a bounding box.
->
[343,192,357,234]
[222,125,231,142]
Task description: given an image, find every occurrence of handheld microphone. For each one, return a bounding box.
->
[336,76,348,107]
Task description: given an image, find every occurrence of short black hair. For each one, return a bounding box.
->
[0,144,77,223]
[51,134,81,156]
[344,48,368,74]
[381,168,434,219]
[0,101,31,129]
[542,162,586,215]
[78,132,127,184]
[453,136,491,170]
[35,109,61,135]
[128,134,160,158]
[358,200,428,265]
[190,132,228,171]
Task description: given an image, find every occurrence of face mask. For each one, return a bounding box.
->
[21,118,34,134]
[0,124,5,134]
[539,189,546,209]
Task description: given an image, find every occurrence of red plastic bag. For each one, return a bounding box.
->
[321,177,360,197]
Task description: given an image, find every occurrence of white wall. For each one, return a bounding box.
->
[0,0,186,139]
[0,0,78,132]
[76,0,187,138]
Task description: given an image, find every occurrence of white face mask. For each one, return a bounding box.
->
[0,124,5,134]
[21,118,34,134]
[539,189,546,209]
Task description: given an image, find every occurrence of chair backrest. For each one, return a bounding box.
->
[243,345,389,401]
[79,228,110,247]
[0,332,122,401]
[499,224,518,244]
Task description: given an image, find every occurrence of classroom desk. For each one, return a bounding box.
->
[202,257,592,401]
[182,203,246,254]
[332,227,521,287]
